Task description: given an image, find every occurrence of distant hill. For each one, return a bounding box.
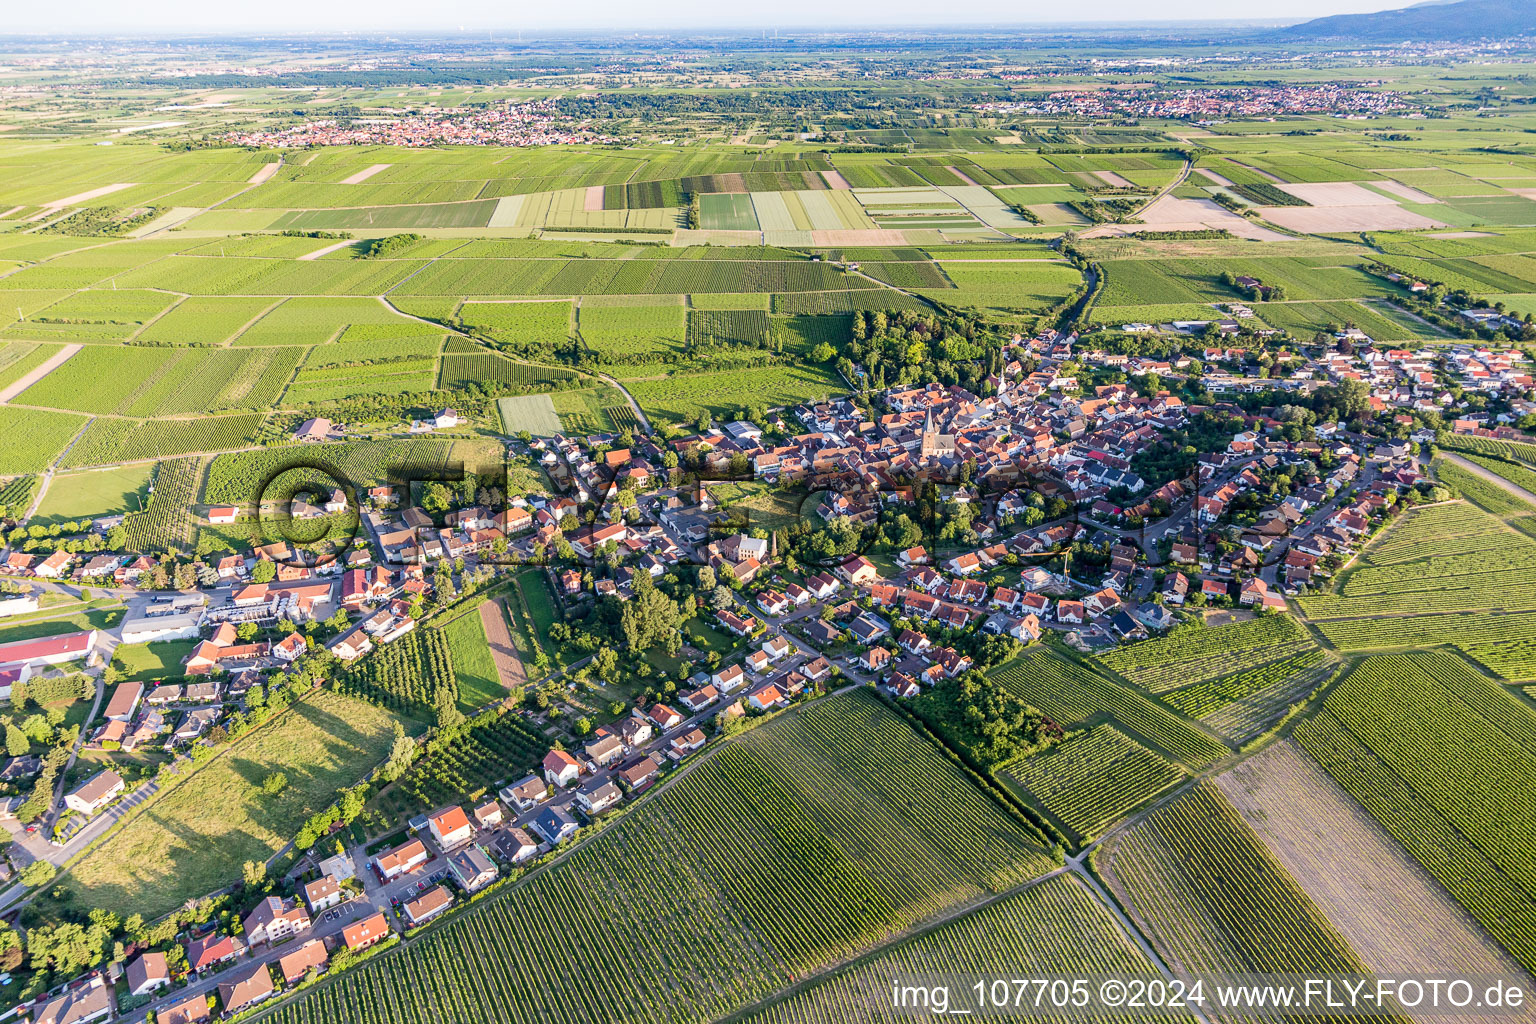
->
[1278,0,1536,41]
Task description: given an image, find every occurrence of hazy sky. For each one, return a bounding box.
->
[22,0,1407,35]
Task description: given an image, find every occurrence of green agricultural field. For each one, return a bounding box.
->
[699,192,761,231]
[268,690,1053,1024]
[439,605,504,712]
[1102,782,1380,982]
[1296,652,1536,974]
[61,689,402,920]
[1297,516,1536,619]
[990,649,1227,769]
[626,364,842,425]
[138,296,278,346]
[1001,725,1186,844]
[61,413,267,468]
[0,408,88,475]
[1098,614,1318,693]
[33,464,154,524]
[742,876,1196,1024]
[497,393,563,435]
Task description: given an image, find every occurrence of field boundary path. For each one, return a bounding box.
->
[0,342,81,403]
[480,597,527,695]
[297,239,356,261]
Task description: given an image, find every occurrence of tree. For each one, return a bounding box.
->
[20,860,55,889]
[434,686,465,731]
[379,723,417,782]
[251,560,277,584]
[260,771,288,796]
[591,648,619,683]
[242,860,267,888]
[619,571,683,652]
[4,722,27,757]
[421,482,453,514]
[236,621,259,643]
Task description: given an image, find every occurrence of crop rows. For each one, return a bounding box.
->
[337,628,456,715]
[1201,660,1339,746]
[438,353,581,391]
[0,476,35,519]
[1299,541,1536,619]
[1363,501,1511,566]
[626,365,841,425]
[1002,726,1185,842]
[268,690,1051,1024]
[1103,782,1376,1000]
[122,457,200,552]
[991,650,1228,769]
[387,710,548,816]
[0,408,88,476]
[1444,434,1536,466]
[61,414,265,468]
[770,289,928,314]
[203,439,498,506]
[1295,652,1536,973]
[686,309,770,348]
[1316,610,1536,679]
[1098,614,1316,692]
[743,876,1191,1024]
[1462,452,1536,498]
[579,303,686,360]
[1161,648,1330,719]
[1436,459,1536,516]
[393,257,871,297]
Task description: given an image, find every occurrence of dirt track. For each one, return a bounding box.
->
[480,598,527,695]
[0,343,81,404]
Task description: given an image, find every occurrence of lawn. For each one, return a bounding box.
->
[110,641,196,682]
[439,604,503,712]
[0,606,121,646]
[61,688,402,921]
[34,464,154,525]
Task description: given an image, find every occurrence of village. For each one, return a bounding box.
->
[0,315,1530,1024]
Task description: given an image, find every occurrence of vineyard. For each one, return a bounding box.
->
[1213,741,1527,991]
[61,413,266,468]
[378,708,548,817]
[0,408,88,475]
[1436,459,1536,516]
[1361,501,1513,566]
[1316,610,1536,679]
[1000,725,1186,843]
[1299,538,1536,619]
[1295,652,1536,974]
[267,690,1054,1024]
[202,439,502,506]
[1159,649,1330,719]
[1458,451,1536,499]
[741,876,1192,1024]
[336,629,457,717]
[437,351,580,391]
[625,364,841,425]
[0,476,35,519]
[989,649,1228,769]
[1196,655,1338,746]
[121,457,201,552]
[686,309,772,349]
[1100,783,1378,995]
[1443,434,1536,466]
[1098,615,1317,693]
